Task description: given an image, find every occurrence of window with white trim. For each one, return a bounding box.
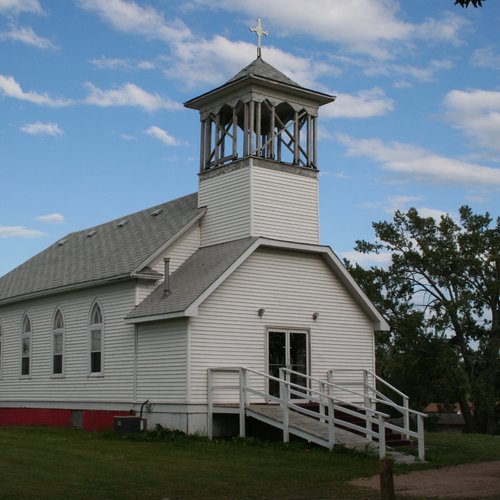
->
[53,309,64,375]
[21,315,31,376]
[89,303,103,374]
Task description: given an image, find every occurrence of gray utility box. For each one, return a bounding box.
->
[113,416,147,436]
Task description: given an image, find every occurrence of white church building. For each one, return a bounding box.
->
[0,52,415,451]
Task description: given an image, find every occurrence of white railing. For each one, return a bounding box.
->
[207,366,426,460]
[328,369,427,460]
[207,366,241,440]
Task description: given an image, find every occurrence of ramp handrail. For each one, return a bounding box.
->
[240,366,389,458]
[207,366,425,460]
[328,369,426,460]
[207,367,241,439]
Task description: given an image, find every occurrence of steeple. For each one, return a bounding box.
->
[184,58,334,173]
[184,49,335,248]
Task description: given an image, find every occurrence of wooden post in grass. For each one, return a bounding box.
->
[379,458,395,500]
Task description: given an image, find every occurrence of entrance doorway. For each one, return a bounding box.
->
[268,329,309,397]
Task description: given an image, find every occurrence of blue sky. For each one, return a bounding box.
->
[1,0,499,276]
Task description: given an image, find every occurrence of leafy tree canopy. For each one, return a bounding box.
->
[353,206,499,433]
[455,0,484,6]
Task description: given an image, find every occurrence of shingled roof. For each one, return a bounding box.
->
[125,237,390,331]
[224,57,302,88]
[126,237,257,322]
[0,193,204,305]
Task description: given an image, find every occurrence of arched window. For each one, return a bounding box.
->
[21,315,31,376]
[89,303,103,374]
[53,309,64,375]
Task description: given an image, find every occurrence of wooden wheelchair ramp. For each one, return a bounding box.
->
[208,366,425,463]
[247,404,376,452]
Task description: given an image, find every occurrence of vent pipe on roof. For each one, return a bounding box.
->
[164,257,170,295]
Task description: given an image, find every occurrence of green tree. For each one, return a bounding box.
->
[347,263,461,413]
[354,206,499,433]
[455,0,484,6]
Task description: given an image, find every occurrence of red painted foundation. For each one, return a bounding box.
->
[0,408,130,431]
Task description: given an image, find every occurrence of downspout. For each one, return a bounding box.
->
[133,324,138,405]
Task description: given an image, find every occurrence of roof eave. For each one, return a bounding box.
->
[0,273,133,307]
[124,310,194,325]
[124,237,389,332]
[257,239,390,331]
[186,237,388,331]
[184,74,335,110]
[131,207,206,276]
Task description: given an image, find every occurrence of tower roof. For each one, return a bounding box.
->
[225,57,301,88]
[184,58,333,111]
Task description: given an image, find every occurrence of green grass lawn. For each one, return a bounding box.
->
[0,426,499,499]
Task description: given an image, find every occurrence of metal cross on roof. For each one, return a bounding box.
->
[250,18,268,59]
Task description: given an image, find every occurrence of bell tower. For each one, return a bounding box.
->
[184,26,334,247]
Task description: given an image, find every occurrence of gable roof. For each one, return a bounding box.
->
[125,236,257,322]
[0,193,204,306]
[125,237,389,331]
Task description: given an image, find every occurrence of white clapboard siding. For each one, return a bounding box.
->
[188,247,374,404]
[136,318,187,403]
[135,224,201,305]
[252,165,319,244]
[198,161,319,248]
[150,224,200,275]
[0,282,136,403]
[198,166,251,247]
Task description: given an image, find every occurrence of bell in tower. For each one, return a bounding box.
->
[184,20,335,248]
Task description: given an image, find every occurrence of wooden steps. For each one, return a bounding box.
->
[247,404,377,452]
[298,402,413,448]
[246,404,417,464]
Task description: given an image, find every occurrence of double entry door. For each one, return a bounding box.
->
[268,329,309,398]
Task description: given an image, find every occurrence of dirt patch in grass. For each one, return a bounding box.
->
[352,460,500,498]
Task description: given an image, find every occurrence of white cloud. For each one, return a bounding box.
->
[417,207,449,221]
[35,213,65,224]
[362,195,454,224]
[84,82,182,112]
[0,0,43,14]
[443,89,500,153]
[0,225,46,238]
[393,80,412,89]
[145,126,179,146]
[78,0,339,90]
[20,122,63,136]
[164,35,337,90]
[470,46,500,70]
[415,13,467,46]
[0,74,72,106]
[322,88,394,119]
[0,25,56,49]
[363,59,454,82]
[89,56,155,71]
[330,53,454,85]
[189,0,467,59]
[78,0,190,43]
[337,134,500,187]
[341,250,392,268]
[193,0,412,59]
[361,195,422,213]
[120,133,135,141]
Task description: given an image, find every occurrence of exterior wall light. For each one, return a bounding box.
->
[312,312,319,321]
[258,308,265,318]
